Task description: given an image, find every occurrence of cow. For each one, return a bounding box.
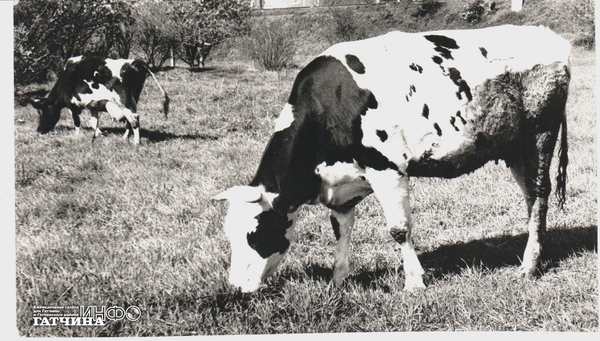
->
[213,25,571,293]
[32,56,170,145]
[184,41,213,68]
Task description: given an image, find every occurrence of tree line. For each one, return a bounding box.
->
[14,0,251,86]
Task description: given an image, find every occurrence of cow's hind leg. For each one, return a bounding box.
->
[364,168,425,289]
[123,122,132,140]
[510,130,559,278]
[510,62,569,277]
[121,110,140,145]
[330,207,355,286]
[131,113,140,144]
[105,102,140,144]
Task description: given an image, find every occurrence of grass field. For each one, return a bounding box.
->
[13,4,598,337]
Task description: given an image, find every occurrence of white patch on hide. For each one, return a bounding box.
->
[105,102,128,122]
[274,103,295,132]
[65,56,82,69]
[315,160,372,207]
[214,185,284,292]
[71,81,122,107]
[359,106,413,171]
[104,59,134,81]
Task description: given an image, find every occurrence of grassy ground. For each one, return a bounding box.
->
[13,1,597,337]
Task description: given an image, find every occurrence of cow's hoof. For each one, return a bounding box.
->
[518,266,538,279]
[332,276,347,287]
[403,275,426,290]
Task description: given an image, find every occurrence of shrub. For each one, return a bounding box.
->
[170,0,251,68]
[412,0,444,18]
[131,1,178,68]
[461,0,496,23]
[564,0,595,48]
[243,18,297,71]
[326,7,371,44]
[13,0,134,86]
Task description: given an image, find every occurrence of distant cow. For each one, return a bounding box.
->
[214,25,571,293]
[32,56,170,144]
[184,41,213,68]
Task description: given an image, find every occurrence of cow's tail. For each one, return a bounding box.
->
[554,55,571,210]
[555,111,568,210]
[136,61,170,119]
[553,47,573,210]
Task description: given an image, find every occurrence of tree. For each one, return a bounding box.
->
[14,0,251,84]
[169,0,251,68]
[131,1,179,68]
[131,0,250,68]
[14,0,135,86]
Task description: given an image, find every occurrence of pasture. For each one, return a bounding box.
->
[13,14,598,338]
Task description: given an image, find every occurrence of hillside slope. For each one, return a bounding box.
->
[268,0,595,56]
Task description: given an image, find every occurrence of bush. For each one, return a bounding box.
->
[563,0,595,48]
[13,0,134,86]
[243,18,297,71]
[131,1,178,68]
[326,8,371,44]
[13,0,252,83]
[170,0,251,68]
[461,0,496,23]
[412,0,444,18]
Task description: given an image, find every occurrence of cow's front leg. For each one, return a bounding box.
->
[68,107,82,134]
[89,109,102,141]
[330,207,355,286]
[364,168,425,290]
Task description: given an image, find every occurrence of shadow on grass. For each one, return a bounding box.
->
[188,67,216,73]
[420,225,596,282]
[133,229,596,335]
[140,128,220,142]
[303,225,597,289]
[51,126,220,142]
[147,65,218,73]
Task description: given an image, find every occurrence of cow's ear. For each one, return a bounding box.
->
[212,186,263,203]
[213,186,274,211]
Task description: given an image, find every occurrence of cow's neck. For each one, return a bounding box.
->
[250,117,322,213]
[248,55,373,214]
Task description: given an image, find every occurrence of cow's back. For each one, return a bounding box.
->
[316,25,571,177]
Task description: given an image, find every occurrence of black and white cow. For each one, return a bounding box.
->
[184,41,213,68]
[214,25,571,293]
[32,56,170,144]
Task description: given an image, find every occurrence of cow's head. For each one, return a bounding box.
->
[31,98,60,134]
[213,185,295,293]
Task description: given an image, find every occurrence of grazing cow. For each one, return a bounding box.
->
[214,25,571,293]
[32,56,170,144]
[184,41,213,68]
